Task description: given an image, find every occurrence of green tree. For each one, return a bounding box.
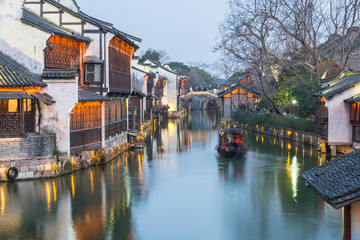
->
[168,62,215,87]
[139,49,170,65]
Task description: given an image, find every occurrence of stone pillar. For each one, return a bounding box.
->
[331,145,337,157]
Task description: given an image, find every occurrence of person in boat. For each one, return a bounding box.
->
[232,134,243,150]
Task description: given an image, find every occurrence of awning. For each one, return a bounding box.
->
[131,89,147,98]
[0,91,33,99]
[31,92,56,105]
[78,89,110,102]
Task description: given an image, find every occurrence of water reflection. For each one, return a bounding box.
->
[0,110,352,239]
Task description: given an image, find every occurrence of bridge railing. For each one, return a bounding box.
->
[180,91,218,99]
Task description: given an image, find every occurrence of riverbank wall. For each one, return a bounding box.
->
[223,120,322,147]
[0,132,130,182]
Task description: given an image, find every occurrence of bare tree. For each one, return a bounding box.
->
[216,0,360,114]
[215,0,284,114]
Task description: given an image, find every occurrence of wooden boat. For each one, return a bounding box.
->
[217,128,246,157]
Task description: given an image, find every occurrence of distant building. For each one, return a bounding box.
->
[218,75,261,120]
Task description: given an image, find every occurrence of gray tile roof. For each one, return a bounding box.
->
[78,90,109,102]
[0,91,33,99]
[44,0,141,48]
[0,52,46,88]
[21,9,90,43]
[42,69,78,79]
[301,150,360,209]
[31,92,56,105]
[313,72,360,98]
[344,93,360,103]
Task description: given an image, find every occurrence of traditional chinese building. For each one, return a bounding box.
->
[218,75,261,120]
[314,71,360,155]
[301,150,360,240]
[0,0,141,180]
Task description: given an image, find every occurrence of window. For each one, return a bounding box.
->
[8,100,19,113]
[350,102,360,125]
[23,99,33,112]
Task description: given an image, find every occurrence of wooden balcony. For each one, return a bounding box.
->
[109,69,131,93]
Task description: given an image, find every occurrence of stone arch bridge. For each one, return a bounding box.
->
[179,91,221,110]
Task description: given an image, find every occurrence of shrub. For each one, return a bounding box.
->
[233,110,320,134]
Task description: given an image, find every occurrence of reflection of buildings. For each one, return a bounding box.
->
[217,133,341,239]
[0,151,152,239]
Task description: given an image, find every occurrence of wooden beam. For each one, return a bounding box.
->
[61,22,82,26]
[43,11,61,14]
[83,29,101,34]
[23,1,42,4]
[343,205,351,240]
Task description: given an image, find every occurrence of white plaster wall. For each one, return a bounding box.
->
[326,84,360,144]
[157,67,178,111]
[58,0,79,12]
[61,11,82,33]
[131,67,146,93]
[42,2,61,25]
[223,98,231,119]
[0,0,50,75]
[24,2,40,15]
[41,79,78,155]
[104,33,115,90]
[83,22,101,60]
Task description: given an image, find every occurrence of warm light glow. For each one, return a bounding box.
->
[53,181,57,204]
[0,187,5,216]
[138,154,143,183]
[168,103,177,112]
[71,175,75,198]
[53,162,59,171]
[45,162,52,171]
[90,171,94,194]
[287,131,292,135]
[287,143,292,150]
[46,182,51,212]
[8,99,18,112]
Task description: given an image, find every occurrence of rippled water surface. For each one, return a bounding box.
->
[0,110,357,240]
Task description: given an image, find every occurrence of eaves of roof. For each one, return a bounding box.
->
[21,9,91,43]
[78,89,110,102]
[301,150,360,209]
[44,0,141,49]
[313,72,360,98]
[0,52,46,88]
[218,83,262,98]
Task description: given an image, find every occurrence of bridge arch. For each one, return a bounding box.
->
[179,91,221,111]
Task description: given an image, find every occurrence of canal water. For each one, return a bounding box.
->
[0,110,359,239]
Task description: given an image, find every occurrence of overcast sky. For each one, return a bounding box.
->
[76,0,227,67]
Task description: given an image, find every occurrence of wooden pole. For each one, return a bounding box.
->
[343,204,351,240]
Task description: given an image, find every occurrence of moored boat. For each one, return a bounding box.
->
[217,128,246,157]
